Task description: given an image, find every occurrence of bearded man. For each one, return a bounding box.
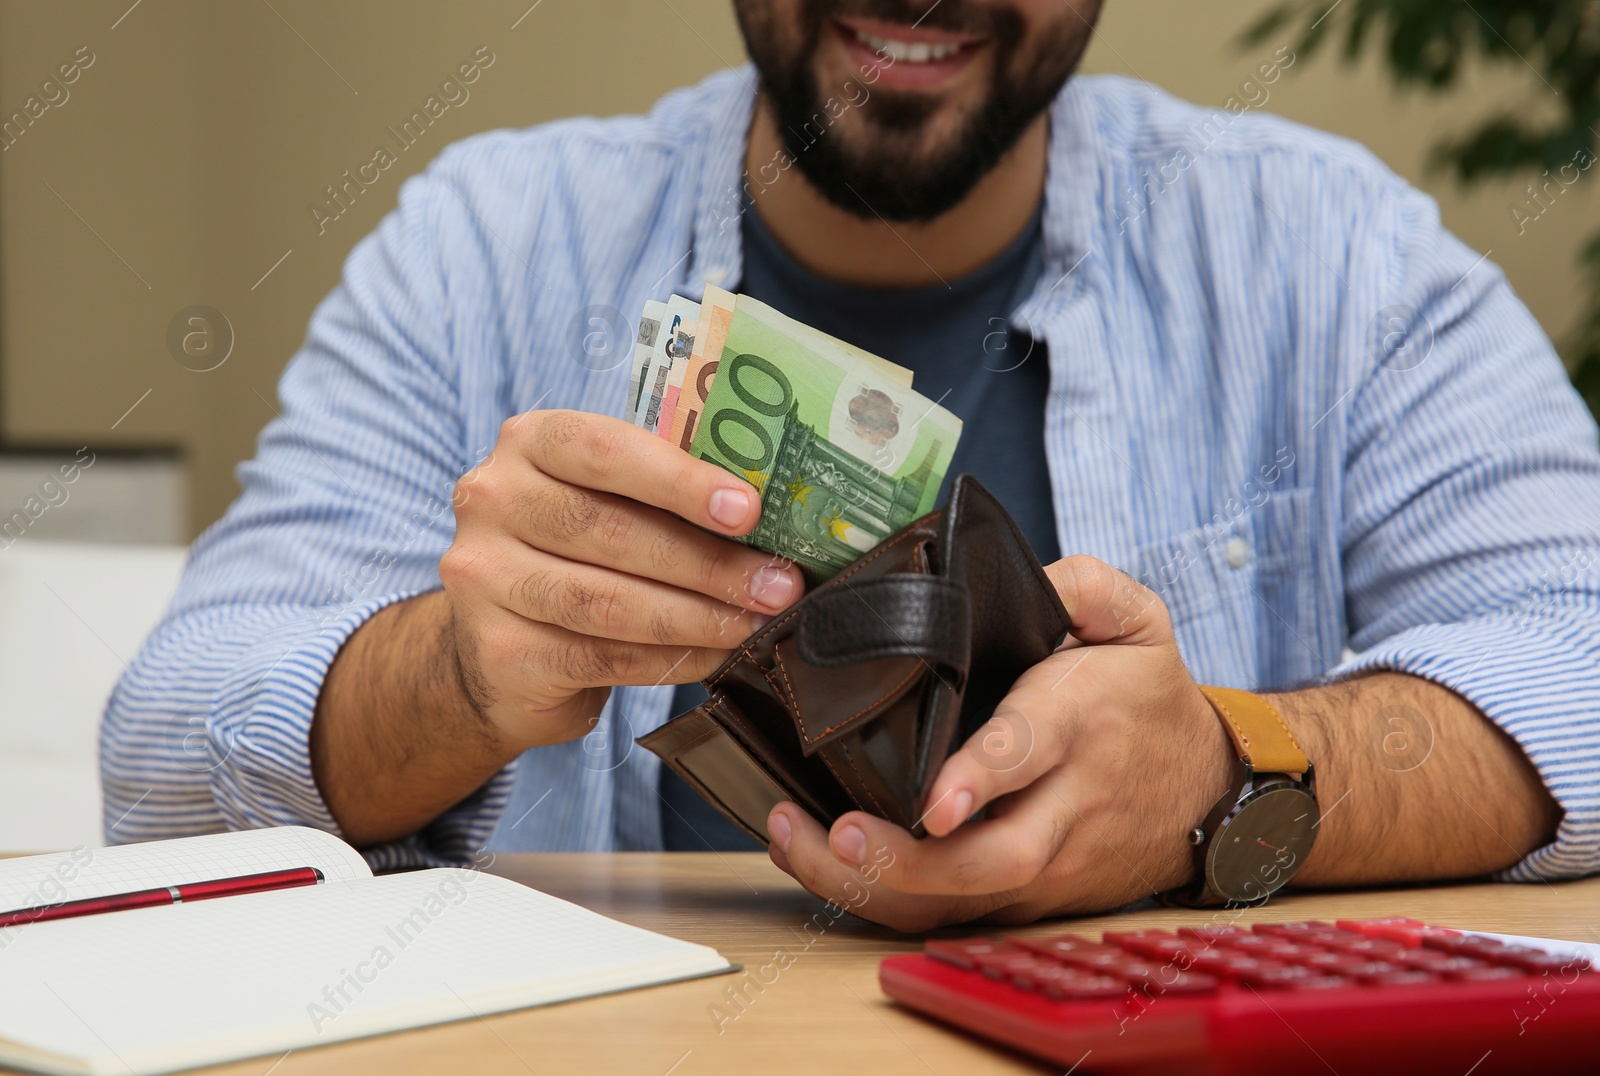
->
[103,1,1600,928]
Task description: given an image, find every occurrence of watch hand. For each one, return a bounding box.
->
[1256,838,1291,855]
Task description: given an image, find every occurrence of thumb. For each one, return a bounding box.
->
[1043,555,1171,647]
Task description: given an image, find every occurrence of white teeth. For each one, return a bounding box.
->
[853,28,964,63]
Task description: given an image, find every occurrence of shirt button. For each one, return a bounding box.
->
[703,266,728,285]
[1225,538,1251,569]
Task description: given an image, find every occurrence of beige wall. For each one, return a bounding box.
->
[3,0,1594,537]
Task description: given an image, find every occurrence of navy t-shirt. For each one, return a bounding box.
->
[659,202,1059,850]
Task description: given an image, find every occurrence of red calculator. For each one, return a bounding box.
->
[879,917,1599,1075]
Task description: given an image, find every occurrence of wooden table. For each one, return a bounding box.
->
[185,855,1598,1076]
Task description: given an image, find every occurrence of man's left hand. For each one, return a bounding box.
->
[765,555,1235,931]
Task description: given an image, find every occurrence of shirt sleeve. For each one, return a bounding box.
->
[1327,183,1600,882]
[98,156,515,869]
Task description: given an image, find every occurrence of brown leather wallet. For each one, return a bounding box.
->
[637,475,1072,845]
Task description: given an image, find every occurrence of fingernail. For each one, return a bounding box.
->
[709,487,751,528]
[748,566,796,608]
[748,613,773,632]
[834,824,866,865]
[769,810,791,852]
[952,789,974,824]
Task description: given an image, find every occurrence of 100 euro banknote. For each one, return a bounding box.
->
[686,298,962,582]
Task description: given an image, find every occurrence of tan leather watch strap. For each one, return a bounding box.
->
[1198,686,1309,776]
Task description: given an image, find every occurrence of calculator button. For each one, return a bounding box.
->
[1345,961,1407,981]
[1234,964,1318,989]
[1103,931,1192,960]
[1423,956,1494,977]
[1491,946,1590,975]
[1179,925,1248,942]
[1137,939,1198,961]
[1323,936,1407,958]
[1360,970,1439,987]
[1253,920,1336,938]
[1424,935,1505,957]
[1040,971,1132,1000]
[1231,939,1318,961]
[1011,935,1101,960]
[1396,949,1454,969]
[926,938,1006,970]
[1451,965,1527,982]
[1009,961,1083,992]
[971,951,1052,980]
[1058,947,1148,972]
[1106,961,1162,980]
[1121,966,1219,995]
[1195,954,1285,981]
[1283,976,1354,991]
[1336,917,1451,948]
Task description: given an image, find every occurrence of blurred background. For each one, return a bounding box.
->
[0,0,1595,847]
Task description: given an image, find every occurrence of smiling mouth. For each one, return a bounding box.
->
[831,16,989,91]
[835,16,987,63]
[848,27,974,63]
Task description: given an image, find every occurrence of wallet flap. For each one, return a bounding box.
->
[775,637,927,755]
[795,574,971,670]
[942,476,1073,741]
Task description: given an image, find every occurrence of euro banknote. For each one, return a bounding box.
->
[626,296,961,582]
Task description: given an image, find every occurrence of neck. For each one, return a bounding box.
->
[743,97,1047,289]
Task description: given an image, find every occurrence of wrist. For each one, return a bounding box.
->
[1187,684,1238,833]
[1259,689,1333,885]
[1163,685,1240,893]
[1168,685,1320,906]
[442,600,608,757]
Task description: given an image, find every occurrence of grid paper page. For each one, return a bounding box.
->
[0,868,730,1075]
[0,827,370,911]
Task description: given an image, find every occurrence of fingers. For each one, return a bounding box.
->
[516,409,763,536]
[515,477,802,613]
[766,804,1001,932]
[466,539,769,648]
[919,649,1097,836]
[1044,554,1170,646]
[459,602,731,695]
[462,439,804,613]
[822,772,1075,897]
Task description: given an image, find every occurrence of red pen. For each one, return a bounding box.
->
[0,866,325,929]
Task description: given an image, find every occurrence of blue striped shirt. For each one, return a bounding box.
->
[101,68,1600,882]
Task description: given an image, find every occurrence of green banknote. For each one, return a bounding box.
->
[688,300,963,582]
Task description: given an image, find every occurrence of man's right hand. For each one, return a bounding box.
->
[439,409,804,752]
[311,409,804,846]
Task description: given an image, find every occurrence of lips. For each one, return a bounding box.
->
[832,16,988,90]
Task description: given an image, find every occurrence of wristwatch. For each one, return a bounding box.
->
[1168,686,1320,908]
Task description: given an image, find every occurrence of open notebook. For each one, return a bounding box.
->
[0,827,734,1075]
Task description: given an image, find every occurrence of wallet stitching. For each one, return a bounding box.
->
[771,647,801,718]
[800,661,925,745]
[818,747,884,817]
[706,523,933,690]
[835,739,887,816]
[671,724,721,754]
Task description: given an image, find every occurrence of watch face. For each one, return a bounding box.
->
[1206,783,1319,905]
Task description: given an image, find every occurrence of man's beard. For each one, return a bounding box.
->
[735,1,1100,223]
